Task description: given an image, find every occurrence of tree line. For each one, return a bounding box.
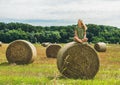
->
[0,22,120,43]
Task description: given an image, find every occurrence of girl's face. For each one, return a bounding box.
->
[78,20,83,27]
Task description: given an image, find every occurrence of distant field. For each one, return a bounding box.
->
[0,43,120,85]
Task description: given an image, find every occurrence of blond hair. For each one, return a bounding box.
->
[78,19,87,30]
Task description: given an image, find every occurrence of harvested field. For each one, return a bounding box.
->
[0,43,120,84]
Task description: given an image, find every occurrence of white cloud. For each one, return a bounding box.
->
[0,0,120,27]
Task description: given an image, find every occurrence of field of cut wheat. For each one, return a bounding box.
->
[0,43,120,85]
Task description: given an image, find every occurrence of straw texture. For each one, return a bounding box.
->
[6,40,37,64]
[57,42,99,79]
[94,42,106,52]
[46,44,61,58]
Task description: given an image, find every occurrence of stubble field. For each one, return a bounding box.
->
[0,43,120,85]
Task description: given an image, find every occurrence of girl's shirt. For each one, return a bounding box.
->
[75,26,85,39]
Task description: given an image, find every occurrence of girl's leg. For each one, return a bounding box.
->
[74,36,83,43]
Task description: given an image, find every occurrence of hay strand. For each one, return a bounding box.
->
[57,42,99,79]
[94,42,106,52]
[46,44,61,58]
[6,40,37,64]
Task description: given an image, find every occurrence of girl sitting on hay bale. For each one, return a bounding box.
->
[74,19,88,43]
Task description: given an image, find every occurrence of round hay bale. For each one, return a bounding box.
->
[41,42,51,47]
[94,42,106,52]
[57,42,99,79]
[0,41,2,47]
[6,40,37,64]
[46,44,61,58]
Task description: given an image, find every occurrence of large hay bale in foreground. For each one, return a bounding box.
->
[6,40,37,64]
[94,42,106,52]
[46,44,61,58]
[57,42,99,79]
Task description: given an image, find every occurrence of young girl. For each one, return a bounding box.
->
[74,19,88,43]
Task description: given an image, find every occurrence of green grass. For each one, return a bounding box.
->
[0,44,120,85]
[0,64,57,85]
[0,64,119,85]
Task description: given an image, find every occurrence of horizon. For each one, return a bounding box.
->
[0,20,119,28]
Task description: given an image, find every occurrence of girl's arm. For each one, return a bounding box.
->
[83,24,87,30]
[81,20,87,30]
[81,20,87,39]
[84,31,87,38]
[74,30,78,37]
[83,31,88,42]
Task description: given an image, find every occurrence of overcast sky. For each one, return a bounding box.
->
[0,0,120,27]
